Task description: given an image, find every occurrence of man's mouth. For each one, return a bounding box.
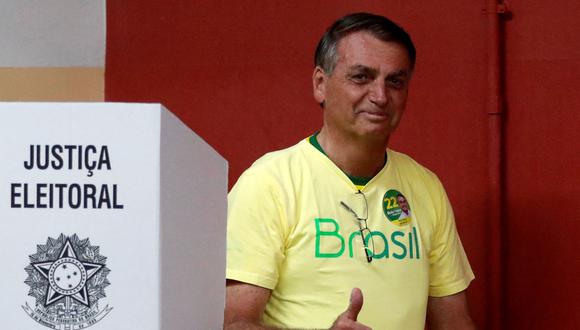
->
[360,110,390,121]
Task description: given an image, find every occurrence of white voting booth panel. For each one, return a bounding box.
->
[0,103,227,329]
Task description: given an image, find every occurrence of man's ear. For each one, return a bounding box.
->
[312,66,327,105]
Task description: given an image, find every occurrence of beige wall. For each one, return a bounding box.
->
[0,67,104,101]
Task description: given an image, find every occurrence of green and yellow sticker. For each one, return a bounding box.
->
[383,189,412,226]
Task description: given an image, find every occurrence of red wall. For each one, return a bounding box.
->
[504,1,580,328]
[106,1,580,328]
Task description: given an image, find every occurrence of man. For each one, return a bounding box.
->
[225,13,475,329]
[396,193,411,217]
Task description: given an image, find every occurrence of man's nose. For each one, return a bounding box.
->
[368,81,388,107]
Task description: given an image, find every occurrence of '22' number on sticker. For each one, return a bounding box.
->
[384,197,399,210]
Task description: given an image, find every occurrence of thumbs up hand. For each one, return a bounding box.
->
[330,288,372,330]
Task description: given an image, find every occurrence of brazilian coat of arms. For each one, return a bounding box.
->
[23,234,112,329]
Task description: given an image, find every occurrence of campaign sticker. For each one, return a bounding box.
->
[382,189,412,226]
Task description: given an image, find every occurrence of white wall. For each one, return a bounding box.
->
[0,0,105,67]
[0,0,106,101]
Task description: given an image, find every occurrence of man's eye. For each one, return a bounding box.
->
[350,74,368,82]
[388,78,405,89]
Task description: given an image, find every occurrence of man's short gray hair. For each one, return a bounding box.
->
[314,13,416,74]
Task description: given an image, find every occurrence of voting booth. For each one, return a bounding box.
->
[0,103,228,329]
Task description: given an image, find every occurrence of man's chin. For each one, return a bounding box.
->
[356,127,394,142]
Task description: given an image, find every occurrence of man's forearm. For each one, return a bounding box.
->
[427,291,477,330]
[224,320,281,330]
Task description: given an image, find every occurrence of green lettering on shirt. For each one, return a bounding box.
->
[315,218,345,258]
[367,231,389,259]
[391,231,407,259]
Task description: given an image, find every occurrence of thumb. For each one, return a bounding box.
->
[344,288,364,321]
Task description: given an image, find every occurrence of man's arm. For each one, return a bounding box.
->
[426,290,476,330]
[224,280,277,330]
[224,280,370,330]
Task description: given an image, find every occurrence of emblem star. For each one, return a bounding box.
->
[32,239,104,307]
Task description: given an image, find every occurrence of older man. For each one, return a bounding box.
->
[225,13,475,329]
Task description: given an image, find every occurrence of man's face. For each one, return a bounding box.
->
[313,31,412,142]
[397,195,410,213]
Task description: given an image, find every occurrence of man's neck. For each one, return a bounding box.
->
[317,128,389,179]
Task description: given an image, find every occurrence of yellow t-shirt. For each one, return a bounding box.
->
[227,139,474,329]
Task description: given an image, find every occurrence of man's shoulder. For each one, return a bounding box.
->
[230,138,313,196]
[388,149,435,174]
[232,139,313,186]
[248,138,311,172]
[387,148,443,186]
